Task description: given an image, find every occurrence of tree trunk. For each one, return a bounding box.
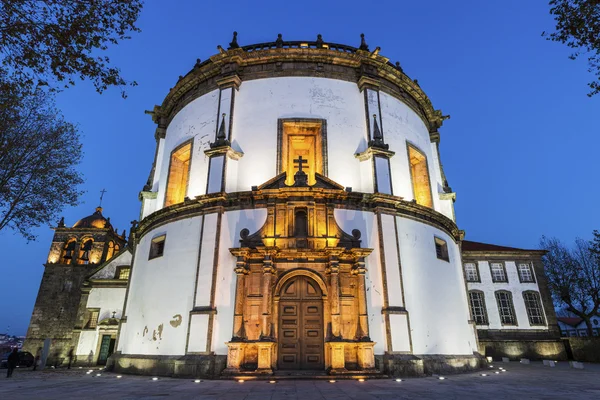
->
[583,317,594,337]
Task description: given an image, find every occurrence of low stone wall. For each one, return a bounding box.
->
[108,353,227,378]
[377,354,485,377]
[478,340,567,361]
[564,337,600,363]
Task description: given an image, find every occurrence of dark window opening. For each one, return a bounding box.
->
[149,235,166,259]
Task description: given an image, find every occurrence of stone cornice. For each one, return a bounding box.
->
[150,45,448,134]
[355,146,396,161]
[462,251,547,259]
[135,189,461,243]
[204,145,244,160]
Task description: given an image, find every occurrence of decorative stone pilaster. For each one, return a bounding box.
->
[205,113,244,194]
[356,342,376,370]
[256,342,276,374]
[352,257,370,340]
[232,253,248,340]
[260,254,276,339]
[355,114,395,195]
[327,255,342,339]
[223,342,245,374]
[326,342,347,374]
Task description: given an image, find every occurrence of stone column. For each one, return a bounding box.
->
[354,257,370,340]
[329,255,341,338]
[260,254,275,339]
[232,255,248,339]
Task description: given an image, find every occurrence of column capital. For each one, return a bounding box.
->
[216,73,242,90]
[357,75,380,92]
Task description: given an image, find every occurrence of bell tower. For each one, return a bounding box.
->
[23,207,126,366]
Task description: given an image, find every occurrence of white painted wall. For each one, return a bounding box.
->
[120,216,203,355]
[75,287,126,357]
[467,261,548,330]
[379,91,441,212]
[396,217,476,355]
[77,330,98,357]
[147,77,451,217]
[210,209,268,355]
[90,250,132,280]
[152,91,220,212]
[334,209,386,354]
[88,288,126,322]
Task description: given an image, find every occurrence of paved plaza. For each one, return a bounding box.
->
[1,362,600,399]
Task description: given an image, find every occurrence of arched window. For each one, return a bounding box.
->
[106,241,115,260]
[61,239,77,264]
[407,144,433,208]
[495,290,517,325]
[523,291,546,326]
[78,238,94,264]
[468,290,488,325]
[165,141,192,207]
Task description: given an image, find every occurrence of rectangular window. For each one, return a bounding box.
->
[523,291,546,325]
[407,144,433,208]
[117,267,131,280]
[149,235,166,260]
[88,310,99,329]
[495,291,517,325]
[464,262,479,282]
[490,262,507,282]
[165,142,192,207]
[434,237,449,262]
[279,119,324,186]
[518,263,535,283]
[468,291,488,325]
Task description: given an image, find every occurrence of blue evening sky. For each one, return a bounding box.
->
[2,0,598,335]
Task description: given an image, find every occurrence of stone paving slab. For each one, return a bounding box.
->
[1,362,600,399]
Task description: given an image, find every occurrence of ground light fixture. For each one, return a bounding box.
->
[481,373,488,377]
[395,379,402,382]
[269,380,276,384]
[96,374,101,377]
[238,379,244,383]
[495,371,500,374]
[117,376,122,378]
[358,378,365,382]
[438,377,446,380]
[152,377,158,381]
[194,379,201,383]
[329,380,336,383]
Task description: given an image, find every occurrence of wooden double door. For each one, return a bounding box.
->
[278,276,324,370]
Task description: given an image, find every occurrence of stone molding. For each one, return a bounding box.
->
[134,188,461,244]
[204,145,244,160]
[355,146,396,161]
[148,44,448,136]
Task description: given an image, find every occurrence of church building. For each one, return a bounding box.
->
[24,33,565,377]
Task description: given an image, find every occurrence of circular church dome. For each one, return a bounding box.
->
[73,207,112,229]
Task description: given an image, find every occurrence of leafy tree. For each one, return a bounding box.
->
[0,75,84,241]
[540,234,600,335]
[544,0,600,97]
[0,0,143,97]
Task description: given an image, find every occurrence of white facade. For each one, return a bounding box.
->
[117,71,479,367]
[465,259,548,330]
[140,77,454,221]
[75,250,131,359]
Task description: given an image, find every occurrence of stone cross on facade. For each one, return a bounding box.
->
[99,189,107,207]
[293,155,308,172]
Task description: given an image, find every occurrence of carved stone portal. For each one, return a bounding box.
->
[226,176,376,375]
